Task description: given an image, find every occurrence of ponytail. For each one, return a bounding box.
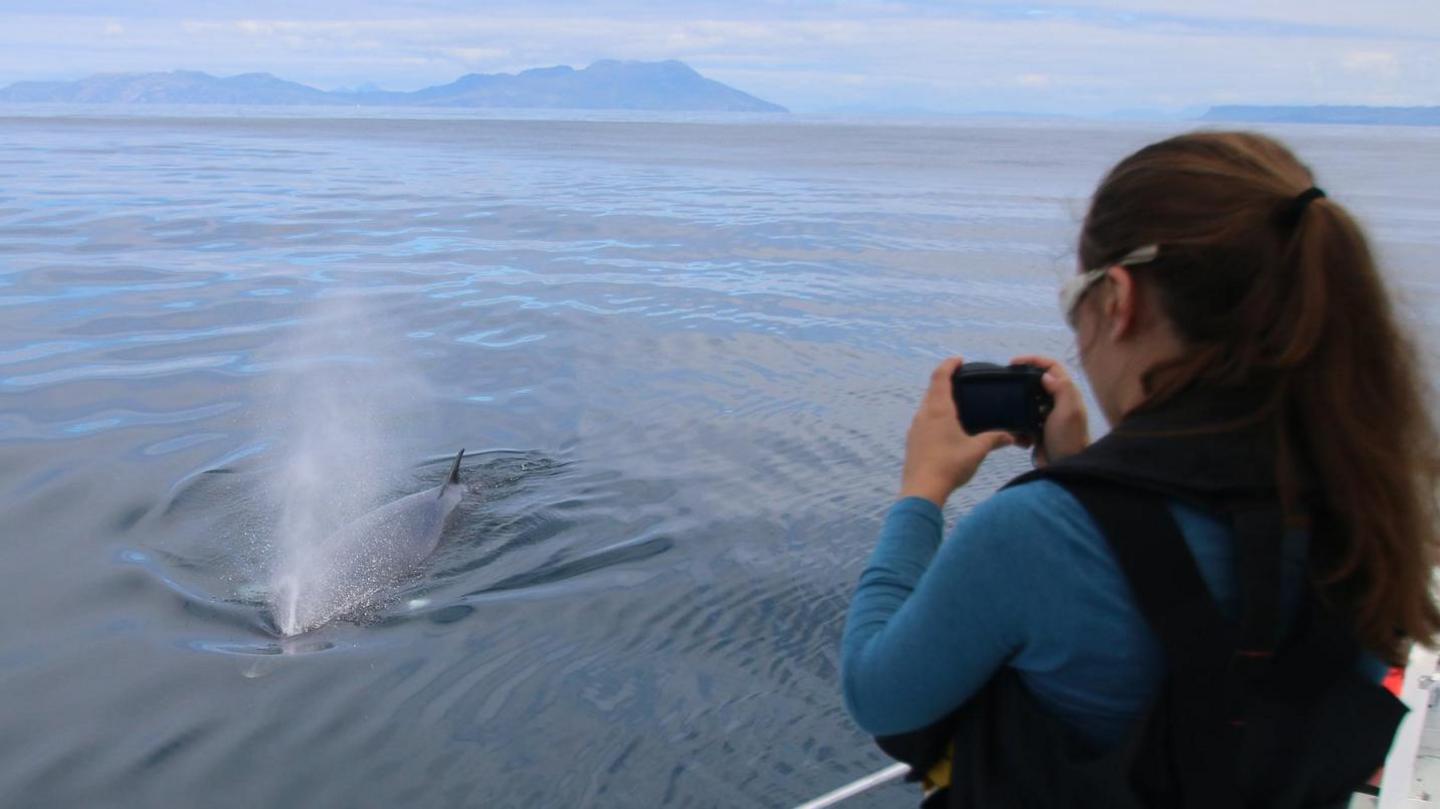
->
[1282,198,1440,658]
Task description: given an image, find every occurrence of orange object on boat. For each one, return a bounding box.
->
[1383,667,1404,696]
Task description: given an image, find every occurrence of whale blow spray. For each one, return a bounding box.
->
[260,297,454,636]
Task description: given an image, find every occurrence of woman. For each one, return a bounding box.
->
[841,132,1440,805]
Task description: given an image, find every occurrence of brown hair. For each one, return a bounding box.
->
[1079,131,1440,664]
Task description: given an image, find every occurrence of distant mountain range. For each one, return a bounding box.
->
[1201,105,1440,126]
[0,60,787,113]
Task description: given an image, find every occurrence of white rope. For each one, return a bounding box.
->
[793,762,910,809]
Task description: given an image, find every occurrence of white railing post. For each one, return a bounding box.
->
[793,762,910,809]
[1377,644,1440,809]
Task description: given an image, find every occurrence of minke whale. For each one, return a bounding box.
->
[272,449,467,636]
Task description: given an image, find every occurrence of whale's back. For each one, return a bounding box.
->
[273,452,466,635]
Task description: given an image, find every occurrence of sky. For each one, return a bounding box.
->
[0,1,1436,115]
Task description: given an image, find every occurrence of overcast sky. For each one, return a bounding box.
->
[1,1,1435,114]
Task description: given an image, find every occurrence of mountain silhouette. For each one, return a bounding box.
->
[0,60,788,113]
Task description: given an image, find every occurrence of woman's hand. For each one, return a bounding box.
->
[1010,354,1089,467]
[899,357,1014,507]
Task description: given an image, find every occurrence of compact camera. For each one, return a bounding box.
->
[950,362,1054,439]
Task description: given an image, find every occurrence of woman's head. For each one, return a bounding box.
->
[1073,132,1343,413]
[1073,131,1440,662]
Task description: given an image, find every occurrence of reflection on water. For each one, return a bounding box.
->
[0,112,1437,807]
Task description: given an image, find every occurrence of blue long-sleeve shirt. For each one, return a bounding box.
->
[841,480,1387,749]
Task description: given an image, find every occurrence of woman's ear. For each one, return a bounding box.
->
[1104,266,1138,341]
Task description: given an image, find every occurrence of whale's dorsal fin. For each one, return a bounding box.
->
[442,448,465,495]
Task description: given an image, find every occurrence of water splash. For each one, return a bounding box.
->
[259,296,435,636]
[272,574,302,639]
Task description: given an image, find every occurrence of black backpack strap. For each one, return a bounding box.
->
[1038,473,1245,809]
[1228,502,1287,705]
[1037,473,1232,665]
[1232,504,1285,653]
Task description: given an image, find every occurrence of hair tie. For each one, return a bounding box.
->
[1277,187,1326,228]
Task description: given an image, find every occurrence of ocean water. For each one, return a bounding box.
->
[1,111,1437,808]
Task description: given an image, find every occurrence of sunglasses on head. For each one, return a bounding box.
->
[1058,244,1159,329]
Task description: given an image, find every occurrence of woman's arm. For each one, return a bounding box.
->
[842,357,1087,735]
[842,489,1048,735]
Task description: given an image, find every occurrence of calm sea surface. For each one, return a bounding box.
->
[1,111,1438,808]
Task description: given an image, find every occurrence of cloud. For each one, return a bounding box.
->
[442,47,511,64]
[1343,50,1401,78]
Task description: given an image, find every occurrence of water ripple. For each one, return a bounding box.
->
[1,354,240,387]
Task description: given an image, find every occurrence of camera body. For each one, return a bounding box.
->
[950,362,1053,439]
